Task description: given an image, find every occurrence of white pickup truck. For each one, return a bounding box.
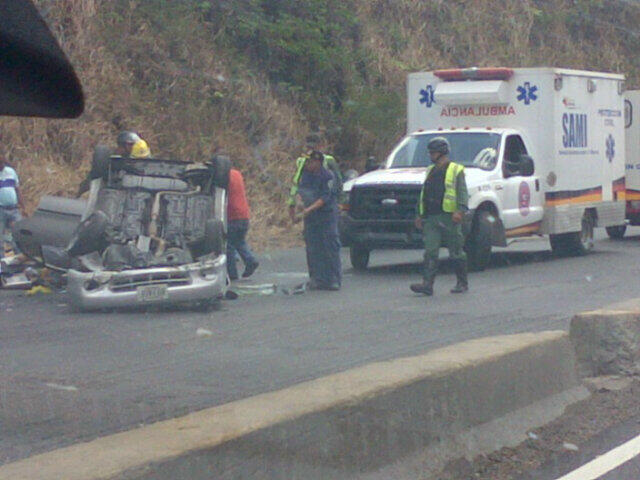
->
[340,67,627,270]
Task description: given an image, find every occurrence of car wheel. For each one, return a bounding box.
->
[211,154,231,189]
[90,145,112,180]
[606,225,626,240]
[66,211,109,256]
[350,244,370,271]
[193,219,225,257]
[465,210,492,271]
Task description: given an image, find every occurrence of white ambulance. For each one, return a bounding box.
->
[614,90,640,238]
[340,67,626,270]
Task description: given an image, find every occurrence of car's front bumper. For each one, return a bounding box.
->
[339,213,423,249]
[339,211,475,249]
[67,256,227,310]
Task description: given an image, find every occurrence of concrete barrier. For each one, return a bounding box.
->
[570,307,640,377]
[0,331,587,480]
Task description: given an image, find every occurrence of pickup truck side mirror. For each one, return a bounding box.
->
[519,155,535,176]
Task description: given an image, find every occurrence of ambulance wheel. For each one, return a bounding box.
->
[606,225,627,240]
[465,211,492,271]
[350,244,370,271]
[550,211,594,256]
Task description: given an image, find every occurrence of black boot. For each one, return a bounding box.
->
[410,259,437,295]
[451,259,468,294]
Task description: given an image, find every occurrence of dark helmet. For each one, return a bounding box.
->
[427,137,450,155]
[116,131,139,147]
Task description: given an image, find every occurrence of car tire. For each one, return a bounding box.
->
[201,218,225,256]
[90,145,112,180]
[211,154,231,189]
[606,225,626,240]
[350,244,370,271]
[66,211,109,256]
[465,210,492,271]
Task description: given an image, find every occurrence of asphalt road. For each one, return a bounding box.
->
[528,415,640,480]
[2,228,640,465]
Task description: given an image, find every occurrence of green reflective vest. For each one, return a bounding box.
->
[288,153,341,206]
[418,162,464,215]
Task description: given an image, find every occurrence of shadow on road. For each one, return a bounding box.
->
[354,248,616,276]
[606,234,640,244]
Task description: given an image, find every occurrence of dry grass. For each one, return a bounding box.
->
[3,0,640,250]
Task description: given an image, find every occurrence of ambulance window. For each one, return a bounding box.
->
[503,135,528,177]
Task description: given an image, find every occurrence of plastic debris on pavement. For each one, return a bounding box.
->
[563,442,579,452]
[224,290,239,300]
[26,285,53,295]
[281,282,307,295]
[196,328,213,338]
[1,254,67,291]
[0,272,32,289]
[227,283,277,297]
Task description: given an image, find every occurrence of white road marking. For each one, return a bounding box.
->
[554,433,640,480]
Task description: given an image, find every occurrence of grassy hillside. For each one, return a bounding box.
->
[3,0,640,248]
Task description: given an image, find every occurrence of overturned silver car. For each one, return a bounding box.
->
[16,149,230,310]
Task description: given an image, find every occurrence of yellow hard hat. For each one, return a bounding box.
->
[131,139,151,158]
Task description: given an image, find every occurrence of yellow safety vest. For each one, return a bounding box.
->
[419,162,464,215]
[288,154,338,206]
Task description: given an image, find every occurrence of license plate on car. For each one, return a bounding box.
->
[136,284,169,302]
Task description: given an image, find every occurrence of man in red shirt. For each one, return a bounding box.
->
[227,168,259,281]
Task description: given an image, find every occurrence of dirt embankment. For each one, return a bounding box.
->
[3,0,640,248]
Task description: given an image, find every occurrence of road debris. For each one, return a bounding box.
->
[281,282,307,295]
[562,442,579,452]
[196,328,213,338]
[228,283,277,296]
[45,382,78,392]
[26,285,52,296]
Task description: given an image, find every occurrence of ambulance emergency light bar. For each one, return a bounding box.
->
[434,68,514,81]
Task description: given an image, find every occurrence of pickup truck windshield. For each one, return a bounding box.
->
[387,132,501,170]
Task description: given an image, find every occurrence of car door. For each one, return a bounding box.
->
[498,135,544,236]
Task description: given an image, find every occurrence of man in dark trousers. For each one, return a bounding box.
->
[296,150,341,291]
[288,133,342,222]
[410,137,469,296]
[226,167,259,281]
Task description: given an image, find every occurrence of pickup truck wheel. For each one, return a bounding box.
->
[211,155,231,189]
[550,211,594,256]
[90,145,111,180]
[350,244,370,271]
[606,225,626,240]
[66,211,109,256]
[204,219,225,256]
[465,211,492,271]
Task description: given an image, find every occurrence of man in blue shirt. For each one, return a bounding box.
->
[296,150,342,290]
[0,156,24,260]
